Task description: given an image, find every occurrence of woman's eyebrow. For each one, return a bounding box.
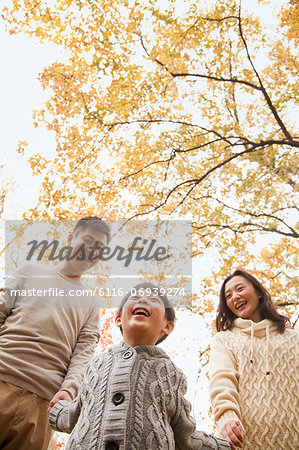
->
[226,282,245,292]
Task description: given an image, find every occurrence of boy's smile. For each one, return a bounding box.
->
[132,306,150,317]
[116,291,174,346]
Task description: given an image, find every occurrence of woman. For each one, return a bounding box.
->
[209,269,298,450]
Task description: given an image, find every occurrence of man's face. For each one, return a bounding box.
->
[116,290,174,346]
[66,227,108,276]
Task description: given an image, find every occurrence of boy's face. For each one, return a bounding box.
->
[115,290,174,346]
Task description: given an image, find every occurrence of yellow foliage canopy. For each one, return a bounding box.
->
[2,0,298,317]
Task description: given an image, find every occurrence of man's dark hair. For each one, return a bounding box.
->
[117,282,176,345]
[73,216,111,243]
[216,268,289,333]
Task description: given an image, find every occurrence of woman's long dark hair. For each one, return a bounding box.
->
[216,269,289,333]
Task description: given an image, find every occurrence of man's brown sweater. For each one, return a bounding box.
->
[0,262,100,400]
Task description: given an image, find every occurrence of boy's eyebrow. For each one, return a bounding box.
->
[129,293,164,301]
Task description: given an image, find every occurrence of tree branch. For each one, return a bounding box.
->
[292,314,299,329]
[238,0,293,141]
[277,302,299,306]
[192,195,299,237]
[241,222,298,238]
[139,34,262,91]
[202,15,239,22]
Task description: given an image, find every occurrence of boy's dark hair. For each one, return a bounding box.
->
[216,268,290,333]
[117,282,176,345]
[73,216,111,243]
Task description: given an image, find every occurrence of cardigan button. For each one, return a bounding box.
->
[122,350,133,359]
[105,442,119,450]
[112,392,125,405]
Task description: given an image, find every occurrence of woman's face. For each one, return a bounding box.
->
[224,275,261,322]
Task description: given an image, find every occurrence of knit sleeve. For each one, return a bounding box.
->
[49,352,105,433]
[209,333,242,434]
[49,397,82,433]
[172,373,230,449]
[49,358,89,432]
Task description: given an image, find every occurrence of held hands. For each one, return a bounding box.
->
[47,390,72,414]
[220,420,244,450]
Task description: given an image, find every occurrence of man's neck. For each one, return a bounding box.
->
[55,262,82,280]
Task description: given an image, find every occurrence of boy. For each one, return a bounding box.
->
[49,283,230,449]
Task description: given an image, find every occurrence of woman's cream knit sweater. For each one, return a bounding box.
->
[209,318,298,449]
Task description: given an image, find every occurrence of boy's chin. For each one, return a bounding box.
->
[130,315,151,324]
[129,321,150,331]
[124,323,156,339]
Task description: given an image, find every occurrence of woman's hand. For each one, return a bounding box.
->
[220,420,244,449]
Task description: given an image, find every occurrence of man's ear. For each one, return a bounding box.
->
[115,314,122,328]
[162,321,174,336]
[67,233,74,247]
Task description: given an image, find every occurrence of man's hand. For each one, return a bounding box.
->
[47,390,72,414]
[220,420,244,450]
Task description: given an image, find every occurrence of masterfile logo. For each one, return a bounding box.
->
[4,219,192,308]
[26,237,171,267]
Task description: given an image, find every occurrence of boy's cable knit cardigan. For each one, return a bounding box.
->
[49,341,230,450]
[209,318,299,450]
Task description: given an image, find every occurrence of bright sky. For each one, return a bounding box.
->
[0,26,63,218]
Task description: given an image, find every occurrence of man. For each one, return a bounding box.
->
[0,216,110,449]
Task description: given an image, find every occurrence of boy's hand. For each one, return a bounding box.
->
[47,390,72,414]
[220,420,244,449]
